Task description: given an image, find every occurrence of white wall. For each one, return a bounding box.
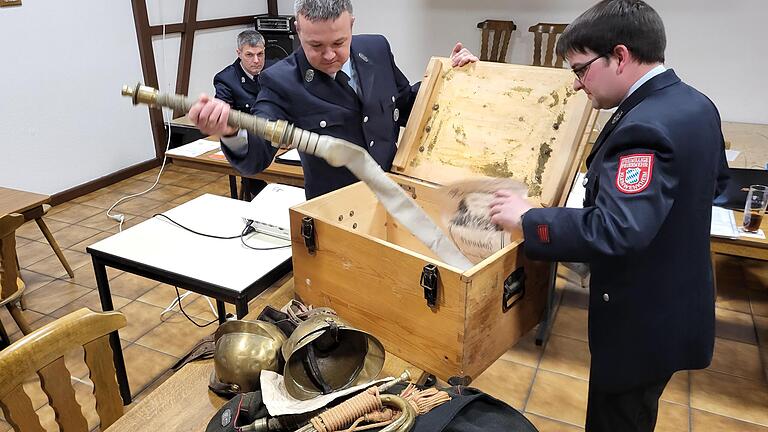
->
[0,1,155,195]
[276,0,767,124]
[2,0,764,196]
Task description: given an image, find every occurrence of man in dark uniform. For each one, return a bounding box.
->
[489,1,728,431]
[188,0,477,199]
[213,30,268,198]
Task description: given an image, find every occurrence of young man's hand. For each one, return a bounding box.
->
[489,189,534,234]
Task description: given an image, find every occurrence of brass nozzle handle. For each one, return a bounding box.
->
[121,82,325,153]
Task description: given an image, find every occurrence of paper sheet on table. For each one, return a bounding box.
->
[165,139,220,157]
[711,206,739,238]
[275,148,301,162]
[725,149,741,162]
[739,228,766,239]
[260,370,390,416]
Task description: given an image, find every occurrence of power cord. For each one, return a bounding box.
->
[239,221,293,251]
[106,17,174,232]
[151,213,290,325]
[152,213,243,239]
[167,285,222,328]
[150,213,292,250]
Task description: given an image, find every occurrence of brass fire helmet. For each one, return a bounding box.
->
[212,320,286,394]
[282,309,385,400]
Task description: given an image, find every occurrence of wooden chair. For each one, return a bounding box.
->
[0,187,74,280]
[0,308,127,431]
[528,23,568,68]
[0,214,33,348]
[476,19,517,63]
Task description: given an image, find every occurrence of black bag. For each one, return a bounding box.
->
[207,386,538,432]
[410,386,538,432]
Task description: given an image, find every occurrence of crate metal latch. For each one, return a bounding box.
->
[421,264,439,307]
[502,267,526,312]
[301,216,316,255]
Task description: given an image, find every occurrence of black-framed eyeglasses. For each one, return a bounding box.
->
[571,54,604,83]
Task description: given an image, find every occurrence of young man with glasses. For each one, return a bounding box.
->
[490,1,728,430]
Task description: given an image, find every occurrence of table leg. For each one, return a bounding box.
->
[240,177,251,201]
[93,259,132,405]
[535,263,558,346]
[236,299,249,320]
[216,300,227,324]
[228,176,238,200]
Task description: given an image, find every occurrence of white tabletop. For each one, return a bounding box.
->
[88,194,292,293]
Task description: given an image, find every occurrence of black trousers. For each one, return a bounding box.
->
[240,177,267,201]
[585,375,671,432]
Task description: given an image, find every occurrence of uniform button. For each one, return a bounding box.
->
[363,116,369,123]
[245,104,250,109]
[320,120,327,128]
[582,176,588,187]
[391,96,396,102]
[369,141,374,147]
[603,293,610,302]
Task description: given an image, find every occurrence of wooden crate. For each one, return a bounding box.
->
[289,58,592,382]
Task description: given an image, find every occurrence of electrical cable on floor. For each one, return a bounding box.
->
[171,285,219,328]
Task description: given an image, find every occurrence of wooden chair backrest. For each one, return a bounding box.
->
[528,22,569,68]
[477,19,517,63]
[0,214,25,301]
[0,308,127,431]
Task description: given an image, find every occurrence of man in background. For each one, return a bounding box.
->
[188,0,477,199]
[213,30,268,198]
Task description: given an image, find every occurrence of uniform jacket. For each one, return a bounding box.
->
[214,59,261,113]
[220,34,419,199]
[522,70,726,392]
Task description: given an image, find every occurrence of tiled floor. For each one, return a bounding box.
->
[1,162,767,431]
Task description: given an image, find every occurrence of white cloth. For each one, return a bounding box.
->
[260,370,390,416]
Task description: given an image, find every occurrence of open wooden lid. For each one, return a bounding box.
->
[392,58,593,206]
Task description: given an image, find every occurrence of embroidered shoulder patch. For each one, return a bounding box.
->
[616,154,654,194]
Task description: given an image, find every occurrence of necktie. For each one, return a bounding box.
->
[335,70,357,99]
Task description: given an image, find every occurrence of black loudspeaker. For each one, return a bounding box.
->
[256,14,299,68]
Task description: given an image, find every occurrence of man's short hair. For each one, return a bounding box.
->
[237,30,264,49]
[556,0,666,64]
[294,0,353,21]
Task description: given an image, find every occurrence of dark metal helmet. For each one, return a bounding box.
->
[211,320,286,395]
[282,310,385,400]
